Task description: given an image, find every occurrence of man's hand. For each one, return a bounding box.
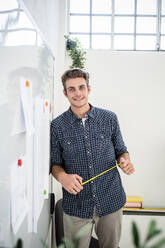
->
[61,173,83,195]
[52,166,83,195]
[119,157,135,175]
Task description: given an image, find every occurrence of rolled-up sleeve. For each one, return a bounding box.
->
[111,114,128,160]
[50,122,64,169]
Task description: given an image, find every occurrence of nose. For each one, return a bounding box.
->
[75,89,81,97]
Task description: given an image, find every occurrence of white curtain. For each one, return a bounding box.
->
[20,0,60,57]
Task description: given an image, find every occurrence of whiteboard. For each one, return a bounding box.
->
[0,46,54,247]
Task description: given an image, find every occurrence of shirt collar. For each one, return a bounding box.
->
[67,103,95,124]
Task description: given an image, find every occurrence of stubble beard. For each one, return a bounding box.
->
[71,99,88,109]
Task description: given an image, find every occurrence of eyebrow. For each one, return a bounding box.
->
[67,84,86,90]
[67,86,75,90]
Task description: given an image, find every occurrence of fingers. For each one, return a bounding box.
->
[123,164,135,175]
[70,187,79,195]
[119,157,127,168]
[119,158,135,175]
[74,177,83,190]
[122,163,135,175]
[70,175,83,194]
[75,174,83,184]
[64,174,83,195]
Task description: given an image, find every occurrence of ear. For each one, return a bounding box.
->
[87,85,91,94]
[63,89,67,97]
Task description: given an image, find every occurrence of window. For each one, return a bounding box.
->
[69,0,165,51]
[0,0,42,46]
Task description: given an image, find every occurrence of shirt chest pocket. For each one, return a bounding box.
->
[94,131,112,149]
[62,136,78,156]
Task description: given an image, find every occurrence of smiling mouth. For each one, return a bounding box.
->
[73,98,84,101]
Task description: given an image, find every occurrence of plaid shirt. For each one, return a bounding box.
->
[51,104,127,218]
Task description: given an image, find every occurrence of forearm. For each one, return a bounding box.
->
[117,153,130,163]
[52,165,67,184]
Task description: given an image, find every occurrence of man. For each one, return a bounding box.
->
[51,68,134,248]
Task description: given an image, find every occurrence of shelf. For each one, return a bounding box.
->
[123,208,165,216]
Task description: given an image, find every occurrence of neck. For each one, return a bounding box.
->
[71,103,90,118]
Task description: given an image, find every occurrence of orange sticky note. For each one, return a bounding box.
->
[45,101,48,107]
[26,80,30,87]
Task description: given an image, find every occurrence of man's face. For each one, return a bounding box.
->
[64,77,91,109]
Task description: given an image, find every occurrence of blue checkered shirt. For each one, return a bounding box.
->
[51,104,127,218]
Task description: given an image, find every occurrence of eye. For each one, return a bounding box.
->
[80,85,86,90]
[68,88,75,92]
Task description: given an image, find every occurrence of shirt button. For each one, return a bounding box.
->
[93,194,95,198]
[85,136,88,139]
[89,165,92,168]
[87,151,90,154]
[91,181,93,184]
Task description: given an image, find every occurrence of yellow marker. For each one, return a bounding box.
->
[26,80,30,87]
[82,163,120,186]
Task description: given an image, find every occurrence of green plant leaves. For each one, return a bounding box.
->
[57,244,65,248]
[64,35,86,69]
[132,220,165,248]
[14,239,23,248]
[63,237,75,248]
[150,238,165,248]
[66,39,77,50]
[58,215,92,248]
[41,239,48,248]
[76,223,92,239]
[65,214,75,238]
[132,221,140,248]
[145,220,162,243]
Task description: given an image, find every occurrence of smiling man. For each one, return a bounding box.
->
[51,68,134,248]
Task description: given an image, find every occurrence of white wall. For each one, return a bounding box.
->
[48,1,165,244]
[62,50,165,209]
[54,49,165,246]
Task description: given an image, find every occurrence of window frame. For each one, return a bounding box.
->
[0,6,39,46]
[69,0,165,51]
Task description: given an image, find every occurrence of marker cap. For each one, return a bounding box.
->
[18,159,22,166]
[26,80,30,87]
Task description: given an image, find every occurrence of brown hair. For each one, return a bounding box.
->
[61,68,89,90]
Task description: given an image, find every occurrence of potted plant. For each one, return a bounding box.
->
[64,35,87,69]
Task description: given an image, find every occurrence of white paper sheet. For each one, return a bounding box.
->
[26,133,34,233]
[43,99,50,200]
[20,77,34,135]
[33,96,50,232]
[17,77,34,232]
[10,156,29,234]
[0,79,8,106]
[11,95,26,136]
